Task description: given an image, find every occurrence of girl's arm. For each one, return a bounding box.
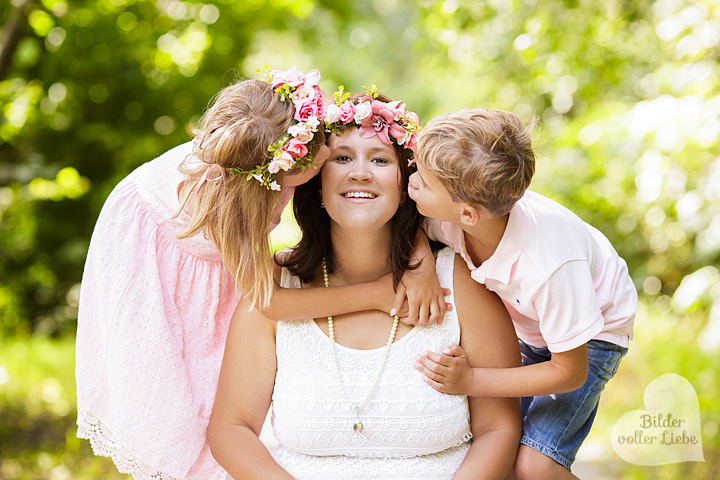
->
[259,268,404,321]
[207,299,293,479]
[448,254,522,480]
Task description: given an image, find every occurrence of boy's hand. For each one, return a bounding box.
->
[391,282,452,326]
[414,344,473,395]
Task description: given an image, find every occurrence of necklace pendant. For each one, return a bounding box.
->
[352,421,364,433]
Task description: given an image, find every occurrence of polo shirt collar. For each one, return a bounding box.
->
[481,201,527,285]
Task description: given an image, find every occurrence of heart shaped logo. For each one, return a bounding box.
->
[611,373,704,465]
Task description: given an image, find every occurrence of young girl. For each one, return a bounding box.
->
[75,68,446,480]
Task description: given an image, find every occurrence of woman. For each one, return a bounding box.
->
[208,92,521,479]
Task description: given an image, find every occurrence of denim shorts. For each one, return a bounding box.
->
[519,339,628,470]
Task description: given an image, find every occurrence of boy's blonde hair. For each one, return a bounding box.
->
[178,79,305,310]
[417,108,536,217]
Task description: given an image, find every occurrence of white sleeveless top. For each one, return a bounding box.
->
[271,248,472,480]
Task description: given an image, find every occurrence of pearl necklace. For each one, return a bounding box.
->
[322,259,399,434]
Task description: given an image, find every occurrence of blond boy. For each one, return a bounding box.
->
[410,109,637,479]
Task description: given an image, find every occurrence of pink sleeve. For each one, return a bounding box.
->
[534,260,604,352]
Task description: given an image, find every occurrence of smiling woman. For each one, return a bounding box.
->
[322,129,403,236]
[206,92,522,480]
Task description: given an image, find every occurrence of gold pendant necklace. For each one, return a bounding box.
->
[322,259,399,433]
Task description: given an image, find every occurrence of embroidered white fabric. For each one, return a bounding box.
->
[271,248,472,479]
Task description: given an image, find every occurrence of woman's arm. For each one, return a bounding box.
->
[450,254,522,480]
[207,298,293,480]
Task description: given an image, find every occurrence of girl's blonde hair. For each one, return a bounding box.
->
[178,79,295,310]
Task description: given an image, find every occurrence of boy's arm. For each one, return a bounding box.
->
[390,229,450,325]
[417,260,597,397]
[417,343,588,397]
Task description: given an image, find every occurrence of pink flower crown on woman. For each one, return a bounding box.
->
[323,85,422,165]
[230,65,325,191]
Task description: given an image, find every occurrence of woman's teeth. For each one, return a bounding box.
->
[344,192,377,199]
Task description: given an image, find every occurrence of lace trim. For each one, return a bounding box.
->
[76,409,227,480]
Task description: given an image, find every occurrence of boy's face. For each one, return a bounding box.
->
[408,160,460,221]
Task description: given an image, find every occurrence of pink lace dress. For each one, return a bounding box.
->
[76,142,293,479]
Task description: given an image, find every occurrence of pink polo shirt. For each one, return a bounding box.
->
[425,190,637,352]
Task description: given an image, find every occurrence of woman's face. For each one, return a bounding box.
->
[321,128,403,232]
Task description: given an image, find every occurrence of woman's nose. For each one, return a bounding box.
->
[348,161,372,181]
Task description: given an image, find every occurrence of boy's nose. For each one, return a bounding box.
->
[408,171,419,189]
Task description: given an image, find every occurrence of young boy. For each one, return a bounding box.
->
[409,108,637,479]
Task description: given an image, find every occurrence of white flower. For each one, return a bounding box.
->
[252,174,263,183]
[305,116,320,129]
[274,151,296,171]
[397,128,412,146]
[270,181,281,191]
[288,123,314,143]
[293,84,314,106]
[273,67,304,87]
[303,69,321,87]
[354,101,372,123]
[324,103,341,123]
[267,160,281,174]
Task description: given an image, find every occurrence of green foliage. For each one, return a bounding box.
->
[1,0,719,477]
[0,336,129,479]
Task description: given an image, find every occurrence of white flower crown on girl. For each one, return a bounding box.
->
[323,85,422,165]
[230,65,325,191]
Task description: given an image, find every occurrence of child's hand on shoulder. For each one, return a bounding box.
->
[391,256,452,325]
[414,344,473,395]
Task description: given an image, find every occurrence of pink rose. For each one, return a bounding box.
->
[339,101,356,124]
[283,138,309,158]
[312,86,325,118]
[295,100,321,123]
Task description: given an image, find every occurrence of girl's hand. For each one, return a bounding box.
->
[390,255,451,325]
[414,344,474,395]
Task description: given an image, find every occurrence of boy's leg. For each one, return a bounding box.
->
[513,340,627,480]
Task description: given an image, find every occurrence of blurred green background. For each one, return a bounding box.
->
[1,0,718,478]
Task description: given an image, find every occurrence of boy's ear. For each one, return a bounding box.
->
[459,204,480,227]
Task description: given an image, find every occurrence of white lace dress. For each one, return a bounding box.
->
[271,248,472,480]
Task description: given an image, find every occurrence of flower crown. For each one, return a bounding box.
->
[230,65,325,191]
[323,85,422,164]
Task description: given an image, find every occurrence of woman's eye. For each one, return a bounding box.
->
[334,155,352,163]
[372,157,389,165]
